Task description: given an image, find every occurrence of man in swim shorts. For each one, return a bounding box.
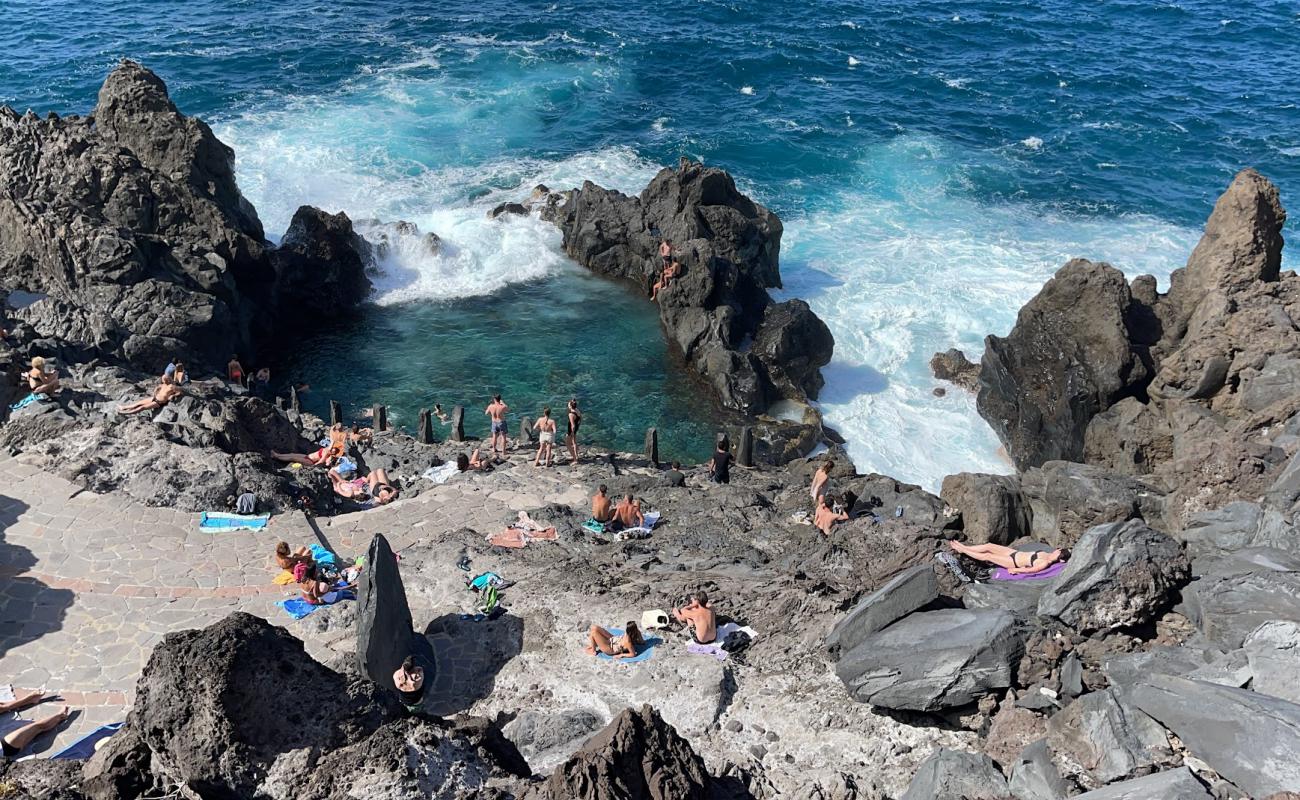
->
[673,592,717,645]
[485,394,509,461]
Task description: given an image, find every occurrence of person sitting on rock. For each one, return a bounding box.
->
[393,656,426,714]
[673,592,717,644]
[272,423,346,467]
[662,461,686,488]
[294,561,332,604]
[610,493,644,531]
[650,260,681,302]
[584,621,647,660]
[328,467,399,507]
[948,541,1069,575]
[591,485,614,524]
[118,374,183,415]
[274,541,313,572]
[26,356,60,395]
[814,493,848,536]
[227,354,245,386]
[457,449,489,472]
[164,359,188,385]
[348,423,374,444]
[0,688,71,757]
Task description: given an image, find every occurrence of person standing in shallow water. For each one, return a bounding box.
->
[565,398,582,465]
[533,406,558,467]
[485,394,509,461]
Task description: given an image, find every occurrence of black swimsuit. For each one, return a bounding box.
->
[568,411,582,436]
[1012,551,1037,569]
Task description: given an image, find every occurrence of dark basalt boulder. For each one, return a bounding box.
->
[976,259,1154,471]
[356,534,427,691]
[1178,549,1300,648]
[1071,768,1211,800]
[1036,520,1190,634]
[929,348,980,392]
[1019,461,1167,548]
[825,563,938,656]
[270,206,374,327]
[898,749,1009,800]
[547,159,832,417]
[530,704,711,800]
[940,472,1030,545]
[1046,688,1172,785]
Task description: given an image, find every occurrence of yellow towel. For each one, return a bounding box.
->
[272,570,295,586]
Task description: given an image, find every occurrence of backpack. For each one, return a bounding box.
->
[236,492,257,515]
[720,630,752,654]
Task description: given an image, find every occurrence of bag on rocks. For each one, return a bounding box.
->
[236,492,257,515]
[721,630,752,654]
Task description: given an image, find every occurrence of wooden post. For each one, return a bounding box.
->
[373,404,388,432]
[737,426,754,468]
[520,416,534,444]
[418,409,433,444]
[329,400,342,426]
[645,427,659,467]
[289,385,301,413]
[451,405,465,442]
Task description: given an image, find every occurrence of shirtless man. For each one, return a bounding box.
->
[610,493,644,531]
[533,406,558,467]
[658,238,673,271]
[485,394,509,460]
[393,656,425,713]
[118,375,183,414]
[814,494,848,536]
[0,689,71,758]
[591,484,614,523]
[673,592,717,645]
[651,260,681,302]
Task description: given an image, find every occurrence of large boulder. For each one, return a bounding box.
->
[1129,675,1300,799]
[1071,768,1211,800]
[1179,550,1300,648]
[835,608,1023,711]
[1046,689,1172,785]
[529,704,711,800]
[977,259,1154,470]
[1178,500,1298,556]
[1008,739,1070,800]
[270,206,374,327]
[1037,520,1190,634]
[356,534,429,691]
[899,749,1009,800]
[750,299,834,401]
[930,348,980,392]
[940,472,1030,545]
[824,563,938,656]
[1244,619,1300,703]
[1020,462,1166,548]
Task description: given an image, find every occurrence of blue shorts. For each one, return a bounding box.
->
[491,420,506,434]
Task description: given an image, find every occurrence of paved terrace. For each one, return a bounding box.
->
[0,450,593,756]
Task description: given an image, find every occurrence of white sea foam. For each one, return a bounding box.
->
[740,85,754,95]
[1021,136,1044,149]
[652,116,670,132]
[1278,145,1300,157]
[942,76,969,89]
[847,56,861,66]
[840,20,859,29]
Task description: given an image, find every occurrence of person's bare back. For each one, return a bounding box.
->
[592,488,613,522]
[674,593,717,644]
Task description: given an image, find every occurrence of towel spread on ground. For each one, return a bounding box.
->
[422,462,460,484]
[991,561,1068,581]
[488,526,557,548]
[595,628,663,664]
[307,543,339,570]
[199,511,270,532]
[278,588,355,619]
[582,518,607,533]
[272,570,296,585]
[51,722,124,760]
[583,511,662,536]
[8,392,48,412]
[686,622,759,661]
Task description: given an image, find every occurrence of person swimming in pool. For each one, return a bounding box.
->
[583,621,647,659]
[948,540,1069,575]
[485,394,509,461]
[533,406,557,467]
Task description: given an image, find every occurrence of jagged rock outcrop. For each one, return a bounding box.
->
[940,472,1030,544]
[545,159,832,416]
[1046,688,1172,785]
[929,348,980,392]
[0,59,371,373]
[825,563,938,656]
[1020,462,1166,548]
[976,259,1155,471]
[529,704,711,800]
[271,206,374,328]
[898,749,1009,800]
[1071,768,1211,800]
[356,533,431,691]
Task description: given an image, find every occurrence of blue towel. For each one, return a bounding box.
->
[199,512,270,531]
[8,392,46,411]
[51,722,124,760]
[644,511,662,529]
[595,628,662,665]
[469,571,502,591]
[278,589,354,619]
[308,543,339,569]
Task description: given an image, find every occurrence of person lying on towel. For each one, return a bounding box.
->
[948,541,1069,575]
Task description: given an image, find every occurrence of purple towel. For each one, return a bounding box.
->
[991,561,1068,581]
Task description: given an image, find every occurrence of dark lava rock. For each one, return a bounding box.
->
[977,258,1154,471]
[1178,550,1300,648]
[898,748,1009,800]
[929,348,980,392]
[530,704,711,800]
[1036,520,1190,634]
[1071,768,1211,800]
[488,201,529,219]
[1020,461,1167,548]
[1046,688,1172,784]
[270,206,374,328]
[356,533,430,691]
[825,563,938,656]
[940,472,1030,545]
[750,298,835,401]
[1129,675,1300,799]
[1009,739,1070,800]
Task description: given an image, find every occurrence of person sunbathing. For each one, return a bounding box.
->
[610,493,644,531]
[328,467,399,507]
[272,424,346,467]
[583,622,647,660]
[949,541,1069,575]
[456,450,487,472]
[26,357,60,395]
[814,494,848,535]
[673,592,717,644]
[294,562,332,604]
[650,260,681,301]
[274,542,313,572]
[591,484,614,523]
[118,375,183,414]
[0,688,71,758]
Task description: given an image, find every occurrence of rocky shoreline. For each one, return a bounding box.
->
[0,61,1297,800]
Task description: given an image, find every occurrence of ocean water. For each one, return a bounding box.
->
[4,0,1299,487]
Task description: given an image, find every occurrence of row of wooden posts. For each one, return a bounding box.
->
[278,389,756,468]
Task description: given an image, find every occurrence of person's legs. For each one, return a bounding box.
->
[950,541,1016,568]
[534,440,543,466]
[585,625,618,656]
[272,452,313,465]
[2,706,69,754]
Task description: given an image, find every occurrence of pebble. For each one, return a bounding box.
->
[748,745,767,760]
[725,720,743,733]
[765,731,779,742]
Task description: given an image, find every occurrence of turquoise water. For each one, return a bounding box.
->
[4,1,1299,487]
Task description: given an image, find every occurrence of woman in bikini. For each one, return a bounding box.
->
[26,356,60,395]
[948,541,1069,575]
[328,467,399,507]
[583,621,647,660]
[533,407,558,467]
[457,449,488,472]
[118,375,183,414]
[565,398,582,465]
[0,689,71,758]
[272,423,346,467]
[274,541,313,572]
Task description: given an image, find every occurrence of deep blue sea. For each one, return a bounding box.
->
[4,0,1299,486]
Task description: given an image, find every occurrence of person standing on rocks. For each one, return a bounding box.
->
[565,398,582,465]
[707,439,732,484]
[392,656,425,714]
[485,394,509,461]
[810,460,834,507]
[533,407,558,467]
[659,238,673,271]
[227,355,245,386]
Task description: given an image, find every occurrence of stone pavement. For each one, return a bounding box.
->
[0,447,611,757]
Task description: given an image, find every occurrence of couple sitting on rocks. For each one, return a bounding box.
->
[583,592,717,659]
[275,542,361,604]
[590,485,643,530]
